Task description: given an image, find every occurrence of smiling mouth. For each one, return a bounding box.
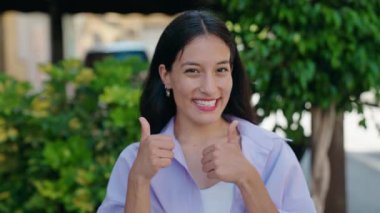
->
[193,99,218,111]
[194,99,216,107]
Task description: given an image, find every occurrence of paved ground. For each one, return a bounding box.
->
[259,95,380,213]
[344,105,380,213]
[346,152,380,213]
[299,105,380,213]
[301,150,380,213]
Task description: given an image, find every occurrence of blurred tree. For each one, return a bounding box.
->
[0,57,147,212]
[217,0,380,212]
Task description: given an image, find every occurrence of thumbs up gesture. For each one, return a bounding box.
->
[129,117,175,181]
[201,120,250,183]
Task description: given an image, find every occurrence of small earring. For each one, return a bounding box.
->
[165,87,171,97]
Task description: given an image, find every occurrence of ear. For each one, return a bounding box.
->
[158,64,172,88]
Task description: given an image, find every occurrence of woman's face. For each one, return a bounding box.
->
[159,34,233,126]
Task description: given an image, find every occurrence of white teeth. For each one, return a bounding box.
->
[194,100,216,107]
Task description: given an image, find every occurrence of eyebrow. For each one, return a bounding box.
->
[216,60,231,65]
[180,60,230,67]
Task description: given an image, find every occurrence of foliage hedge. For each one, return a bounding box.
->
[218,0,380,145]
[0,58,147,212]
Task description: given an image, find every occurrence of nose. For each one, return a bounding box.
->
[199,72,218,95]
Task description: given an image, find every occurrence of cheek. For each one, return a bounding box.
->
[221,77,233,94]
[172,73,199,90]
[171,80,194,98]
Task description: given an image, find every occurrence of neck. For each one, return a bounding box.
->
[173,115,229,147]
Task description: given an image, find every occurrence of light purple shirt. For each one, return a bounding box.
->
[97,116,316,213]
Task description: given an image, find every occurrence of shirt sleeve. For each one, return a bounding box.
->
[97,144,164,213]
[97,150,131,213]
[264,139,316,213]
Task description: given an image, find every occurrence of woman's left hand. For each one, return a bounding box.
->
[201,120,254,184]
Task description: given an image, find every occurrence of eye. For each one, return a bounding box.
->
[216,67,230,73]
[184,68,200,74]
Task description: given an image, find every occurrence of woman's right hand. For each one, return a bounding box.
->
[129,117,175,181]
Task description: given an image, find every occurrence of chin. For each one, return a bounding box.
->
[189,111,224,126]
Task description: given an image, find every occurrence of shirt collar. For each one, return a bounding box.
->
[159,115,275,176]
[160,117,189,171]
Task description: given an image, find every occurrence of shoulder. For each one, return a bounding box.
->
[228,117,314,211]
[230,116,297,175]
[98,142,141,207]
[232,116,286,151]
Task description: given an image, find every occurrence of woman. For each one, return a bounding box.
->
[98,10,316,213]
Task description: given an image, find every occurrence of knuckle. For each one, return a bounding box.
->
[162,158,172,167]
[214,169,222,177]
[211,151,219,158]
[214,143,222,150]
[169,142,175,150]
[162,135,171,140]
[166,140,174,149]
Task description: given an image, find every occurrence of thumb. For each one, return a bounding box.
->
[139,117,151,142]
[228,120,239,143]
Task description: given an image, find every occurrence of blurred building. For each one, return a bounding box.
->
[0,12,173,90]
[0,12,50,90]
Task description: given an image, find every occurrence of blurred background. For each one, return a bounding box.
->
[0,0,379,212]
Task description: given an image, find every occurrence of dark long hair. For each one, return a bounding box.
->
[140,10,254,134]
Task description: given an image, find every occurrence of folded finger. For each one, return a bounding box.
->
[202,161,216,173]
[201,153,214,165]
[202,144,216,156]
[159,158,172,168]
[156,149,174,159]
[159,140,175,150]
[207,170,218,179]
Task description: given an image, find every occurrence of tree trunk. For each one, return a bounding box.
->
[0,14,4,72]
[325,112,346,213]
[50,0,63,63]
[311,106,336,213]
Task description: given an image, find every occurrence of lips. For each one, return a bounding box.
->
[193,99,218,111]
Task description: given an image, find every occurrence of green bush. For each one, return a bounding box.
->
[0,57,148,212]
[218,0,380,147]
